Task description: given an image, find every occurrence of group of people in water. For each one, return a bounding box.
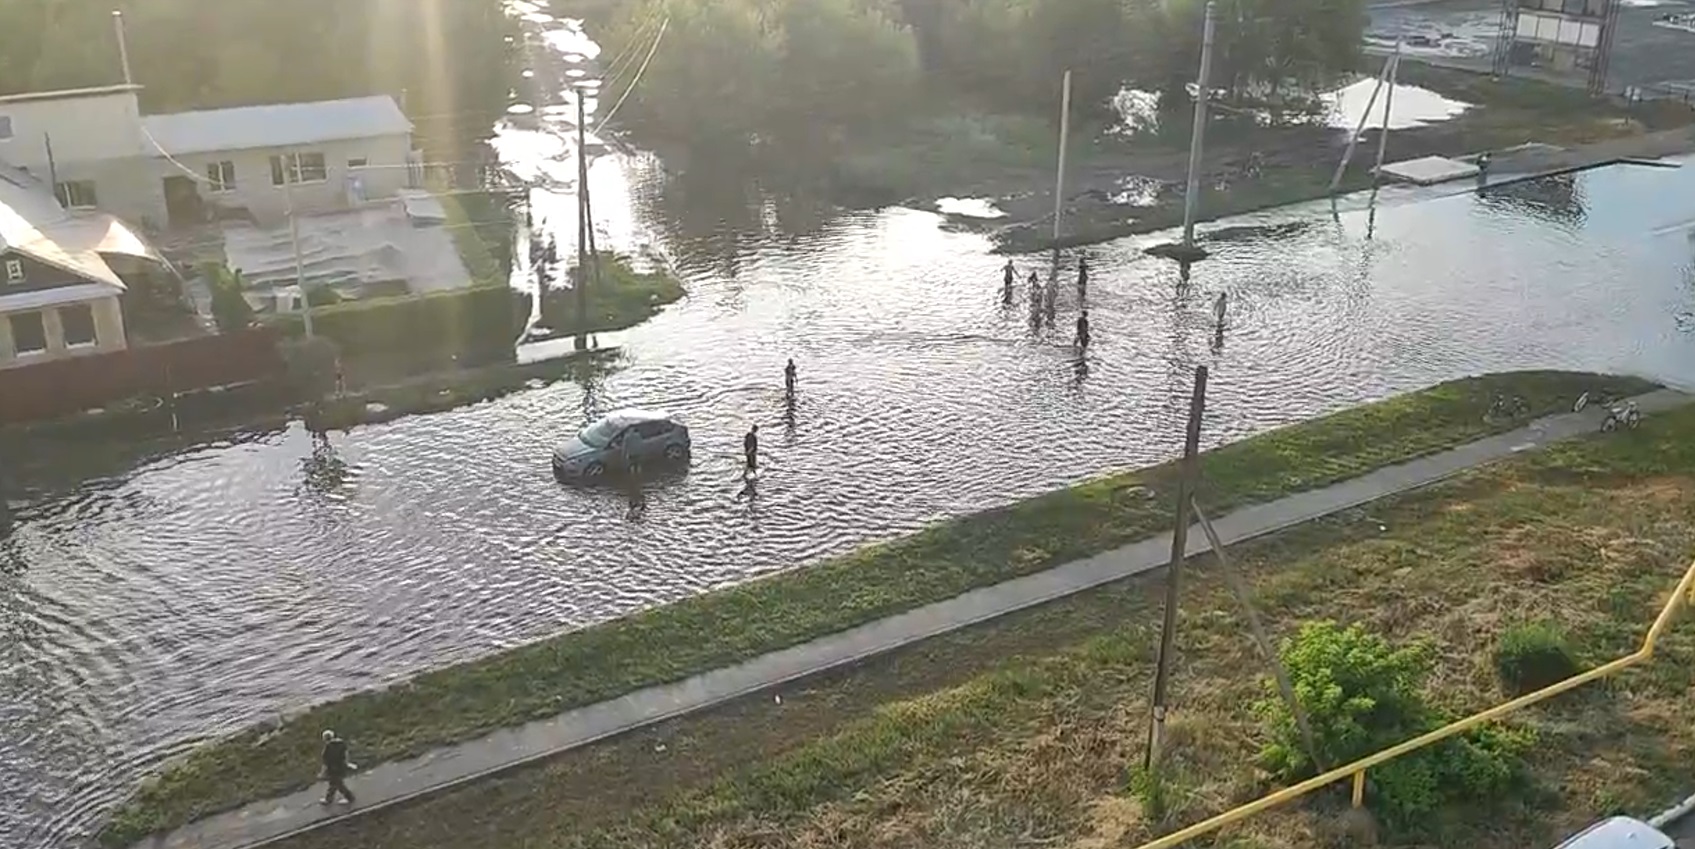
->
[1004,257,1092,350]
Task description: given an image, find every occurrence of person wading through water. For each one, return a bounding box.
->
[1075,309,1092,349]
[743,424,760,478]
[784,359,797,399]
[1077,257,1089,299]
[319,729,357,805]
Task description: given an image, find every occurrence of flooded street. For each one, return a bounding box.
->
[3,6,1695,849]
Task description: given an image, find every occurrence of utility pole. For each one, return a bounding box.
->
[1330,41,1399,193]
[43,134,59,199]
[1145,364,1209,771]
[1372,45,1402,187]
[112,11,135,86]
[1179,2,1217,254]
[574,85,590,338]
[1052,69,1073,250]
[283,153,312,338]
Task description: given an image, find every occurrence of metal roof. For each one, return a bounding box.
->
[141,95,413,156]
[0,84,142,106]
[0,171,133,293]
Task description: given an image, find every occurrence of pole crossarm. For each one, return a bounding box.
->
[1131,556,1695,849]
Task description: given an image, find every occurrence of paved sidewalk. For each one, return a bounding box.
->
[133,388,1692,849]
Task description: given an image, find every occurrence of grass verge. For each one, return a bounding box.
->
[438,189,512,285]
[537,251,686,338]
[307,350,621,431]
[285,394,1695,849]
[97,369,1656,846]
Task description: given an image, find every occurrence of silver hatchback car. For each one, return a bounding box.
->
[552,408,691,481]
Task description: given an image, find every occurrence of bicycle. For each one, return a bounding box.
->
[1484,393,1528,422]
[1573,392,1642,432]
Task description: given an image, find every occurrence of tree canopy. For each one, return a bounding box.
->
[599,0,1367,151]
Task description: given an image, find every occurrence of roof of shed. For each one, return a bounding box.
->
[141,95,412,156]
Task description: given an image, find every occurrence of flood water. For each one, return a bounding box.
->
[4,11,1695,849]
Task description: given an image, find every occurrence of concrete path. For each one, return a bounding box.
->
[132,388,1692,849]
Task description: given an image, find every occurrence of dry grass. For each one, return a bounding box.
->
[282,402,1695,849]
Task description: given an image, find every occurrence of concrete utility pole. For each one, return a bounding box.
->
[1179,1,1217,253]
[282,153,312,338]
[1052,69,1073,249]
[574,86,590,339]
[1329,41,1400,193]
[1146,364,1209,771]
[1373,45,1402,186]
[112,11,135,86]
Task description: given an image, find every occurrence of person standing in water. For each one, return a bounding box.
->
[784,359,797,399]
[1075,310,1092,349]
[1043,279,1057,326]
[1028,271,1042,321]
[1002,260,1016,304]
[743,424,760,478]
[1214,291,1228,327]
[1077,257,1089,297]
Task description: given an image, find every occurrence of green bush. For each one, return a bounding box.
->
[538,252,685,335]
[1258,621,1534,830]
[271,285,530,362]
[1494,621,1581,696]
[204,263,255,334]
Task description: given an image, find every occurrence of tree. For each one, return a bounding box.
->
[205,264,255,334]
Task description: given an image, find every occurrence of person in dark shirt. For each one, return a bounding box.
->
[1002,260,1016,304]
[320,729,357,805]
[743,424,759,477]
[1075,310,1092,349]
[784,359,797,398]
[1077,257,1089,297]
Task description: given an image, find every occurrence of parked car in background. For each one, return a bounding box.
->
[1552,817,1675,849]
[552,409,691,482]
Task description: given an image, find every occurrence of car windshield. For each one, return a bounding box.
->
[578,419,623,448]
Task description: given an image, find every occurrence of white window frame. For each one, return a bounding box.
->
[55,180,98,210]
[8,311,48,356]
[59,303,98,348]
[4,258,22,283]
[270,152,328,186]
[207,160,236,193]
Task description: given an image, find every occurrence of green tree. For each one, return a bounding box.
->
[205,264,255,334]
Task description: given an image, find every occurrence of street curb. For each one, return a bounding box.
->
[1649,792,1695,829]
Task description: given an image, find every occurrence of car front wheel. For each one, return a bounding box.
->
[664,443,687,461]
[583,461,606,480]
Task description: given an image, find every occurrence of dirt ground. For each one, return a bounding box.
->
[930,61,1695,254]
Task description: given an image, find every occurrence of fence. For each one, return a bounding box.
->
[1130,556,1695,849]
[0,328,285,425]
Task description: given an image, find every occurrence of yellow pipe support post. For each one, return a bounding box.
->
[1131,558,1695,849]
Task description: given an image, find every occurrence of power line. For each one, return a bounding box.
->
[598,16,669,129]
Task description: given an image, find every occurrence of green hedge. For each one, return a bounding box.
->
[271,285,531,361]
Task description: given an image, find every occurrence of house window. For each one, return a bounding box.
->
[347,157,368,169]
[60,303,97,347]
[4,258,21,283]
[0,115,12,141]
[207,160,236,193]
[270,152,328,186]
[54,180,98,209]
[9,312,47,355]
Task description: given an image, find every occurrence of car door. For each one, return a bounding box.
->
[607,426,636,470]
[634,420,671,459]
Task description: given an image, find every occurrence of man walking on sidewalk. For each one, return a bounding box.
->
[320,729,357,805]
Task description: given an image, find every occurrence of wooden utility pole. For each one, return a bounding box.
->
[1145,364,1209,771]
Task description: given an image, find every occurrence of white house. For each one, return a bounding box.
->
[0,165,149,368]
[0,85,419,230]
[142,96,419,227]
[0,84,165,228]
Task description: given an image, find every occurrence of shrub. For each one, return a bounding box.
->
[1257,621,1534,830]
[1494,621,1581,696]
[271,285,531,363]
[205,264,255,334]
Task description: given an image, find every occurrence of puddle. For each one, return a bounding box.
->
[935,197,1008,219]
[1325,78,1471,131]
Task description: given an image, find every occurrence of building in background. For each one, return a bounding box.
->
[1492,0,1621,93]
[0,85,419,231]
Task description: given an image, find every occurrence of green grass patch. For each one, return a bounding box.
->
[287,395,1695,849]
[538,251,686,337]
[97,370,1657,846]
[438,190,512,286]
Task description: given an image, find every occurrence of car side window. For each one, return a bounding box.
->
[635,420,671,439]
[608,427,628,448]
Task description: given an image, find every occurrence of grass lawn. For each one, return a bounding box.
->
[537,251,686,337]
[97,370,1656,846]
[280,394,1695,849]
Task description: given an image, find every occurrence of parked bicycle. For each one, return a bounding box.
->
[1573,392,1643,432]
[1484,393,1529,422]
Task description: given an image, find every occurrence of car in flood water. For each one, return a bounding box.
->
[552,408,691,482]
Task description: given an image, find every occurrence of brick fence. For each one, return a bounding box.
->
[0,329,286,424]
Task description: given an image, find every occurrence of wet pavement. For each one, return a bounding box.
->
[4,6,1695,849]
